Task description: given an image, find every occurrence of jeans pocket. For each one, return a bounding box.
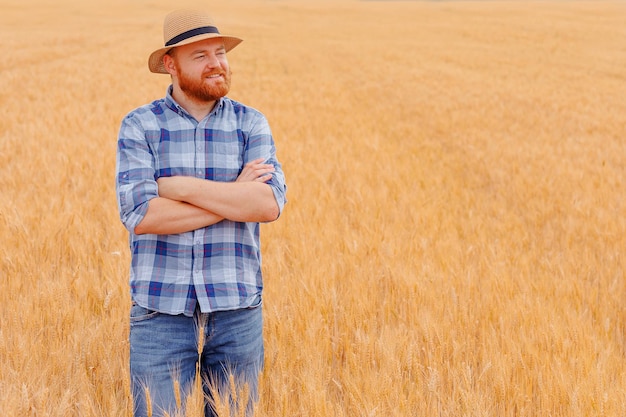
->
[130,302,160,323]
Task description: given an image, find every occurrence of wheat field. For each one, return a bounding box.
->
[1,0,625,416]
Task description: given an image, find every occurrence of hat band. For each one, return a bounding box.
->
[165,26,220,47]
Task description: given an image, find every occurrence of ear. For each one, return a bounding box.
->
[162,53,177,76]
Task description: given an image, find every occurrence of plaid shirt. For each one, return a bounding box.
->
[115,87,287,316]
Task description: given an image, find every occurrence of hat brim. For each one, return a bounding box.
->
[148,34,243,74]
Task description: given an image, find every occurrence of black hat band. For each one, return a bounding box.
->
[165,26,220,47]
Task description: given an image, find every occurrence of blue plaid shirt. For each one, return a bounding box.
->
[115,87,287,316]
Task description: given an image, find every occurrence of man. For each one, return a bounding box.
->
[115,9,287,417]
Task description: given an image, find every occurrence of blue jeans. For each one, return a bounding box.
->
[129,298,264,417]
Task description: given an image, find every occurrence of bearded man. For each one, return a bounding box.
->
[115,9,287,417]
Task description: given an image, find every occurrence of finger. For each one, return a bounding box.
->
[248,167,274,176]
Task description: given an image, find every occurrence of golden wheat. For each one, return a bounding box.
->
[1,0,625,416]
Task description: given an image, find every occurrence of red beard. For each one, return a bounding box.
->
[177,66,231,103]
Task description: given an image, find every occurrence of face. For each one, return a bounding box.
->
[165,38,232,103]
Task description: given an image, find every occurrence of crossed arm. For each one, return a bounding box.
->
[134,158,278,235]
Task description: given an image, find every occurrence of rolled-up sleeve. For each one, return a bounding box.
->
[115,112,159,232]
[245,113,287,220]
[267,162,287,218]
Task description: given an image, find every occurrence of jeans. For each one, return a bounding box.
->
[129,297,264,417]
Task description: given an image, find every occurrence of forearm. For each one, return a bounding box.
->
[134,197,224,235]
[163,178,279,223]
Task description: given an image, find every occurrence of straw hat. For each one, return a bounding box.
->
[148,9,243,74]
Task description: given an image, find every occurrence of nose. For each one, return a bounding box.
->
[205,52,221,69]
